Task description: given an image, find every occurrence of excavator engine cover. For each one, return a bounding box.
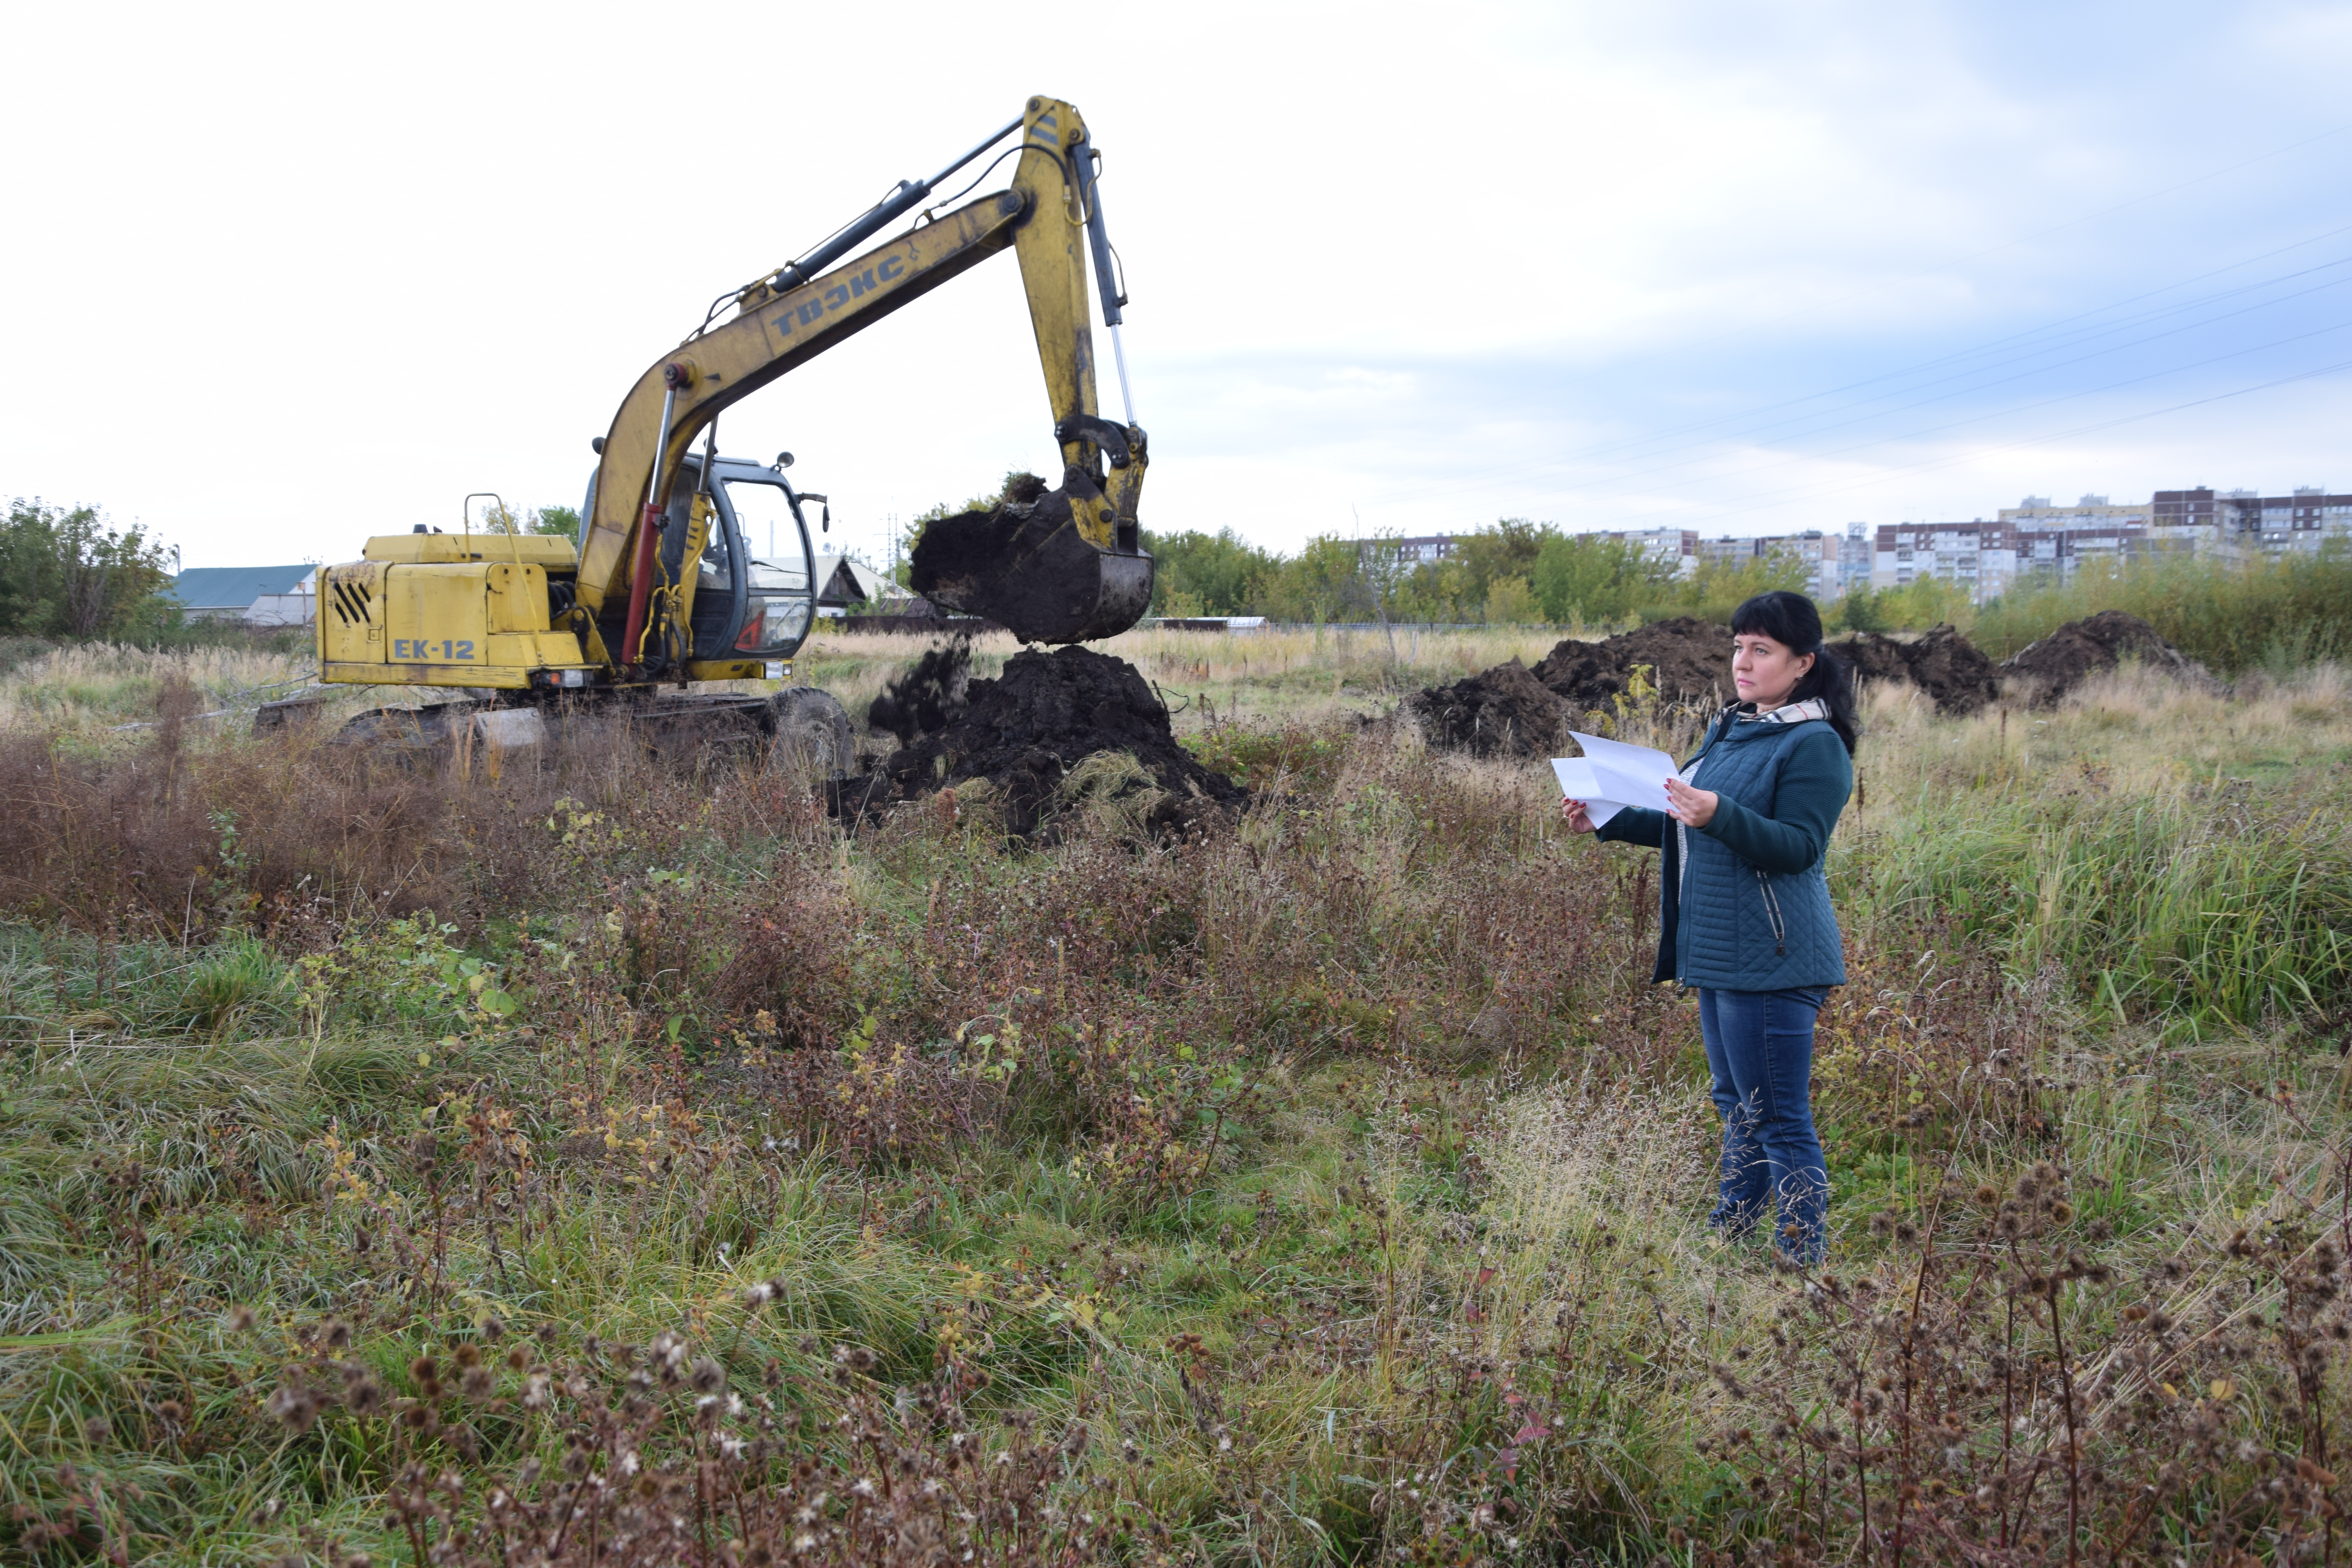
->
[910,469,1153,644]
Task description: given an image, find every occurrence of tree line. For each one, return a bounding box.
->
[1138,521,1913,630]
[0,499,178,640]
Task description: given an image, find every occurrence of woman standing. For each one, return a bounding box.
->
[1562,591,1858,1265]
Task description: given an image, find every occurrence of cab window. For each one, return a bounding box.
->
[722,479,809,590]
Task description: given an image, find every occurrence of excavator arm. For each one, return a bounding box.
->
[575,96,1149,666]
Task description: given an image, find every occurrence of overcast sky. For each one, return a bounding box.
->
[6,0,2351,570]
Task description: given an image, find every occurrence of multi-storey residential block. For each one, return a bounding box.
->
[1871,521,2023,600]
[1839,523,1873,595]
[1618,526,1699,577]
[2151,487,2352,556]
[2154,494,2352,562]
[2011,521,2149,581]
[1569,527,1697,577]
[1690,530,1851,603]
[1997,494,2149,528]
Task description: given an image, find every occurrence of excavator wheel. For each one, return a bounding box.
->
[326,701,484,764]
[766,688,857,782]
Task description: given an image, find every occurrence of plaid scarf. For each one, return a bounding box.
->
[1734,696,1830,726]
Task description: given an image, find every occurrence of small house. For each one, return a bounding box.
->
[169,564,319,626]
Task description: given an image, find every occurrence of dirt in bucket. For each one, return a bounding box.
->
[831,642,1247,839]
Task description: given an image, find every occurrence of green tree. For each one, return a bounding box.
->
[1141,527,1279,616]
[1483,574,1540,625]
[1256,535,1380,623]
[0,499,178,639]
[1833,584,1885,633]
[1530,534,1682,626]
[1661,548,1816,624]
[1857,574,1976,634]
[1448,518,1555,609]
[480,502,579,537]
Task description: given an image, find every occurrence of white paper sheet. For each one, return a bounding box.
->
[1566,731,1688,815]
[1549,757,1622,827]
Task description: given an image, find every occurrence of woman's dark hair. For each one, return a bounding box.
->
[1730,590,1860,755]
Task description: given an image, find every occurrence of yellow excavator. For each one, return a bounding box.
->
[306,96,1150,761]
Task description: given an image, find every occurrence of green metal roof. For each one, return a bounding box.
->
[167,565,315,609]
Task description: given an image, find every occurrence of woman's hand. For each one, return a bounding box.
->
[1560,797,1597,835]
[1664,778,1719,828]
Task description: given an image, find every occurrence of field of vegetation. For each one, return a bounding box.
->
[2,626,2350,1565]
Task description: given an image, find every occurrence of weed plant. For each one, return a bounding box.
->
[0,655,2347,1562]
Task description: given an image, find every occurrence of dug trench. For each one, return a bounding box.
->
[831,641,1249,840]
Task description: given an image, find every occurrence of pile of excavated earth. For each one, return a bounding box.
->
[1996,608,2221,704]
[1410,611,2211,758]
[833,641,1247,839]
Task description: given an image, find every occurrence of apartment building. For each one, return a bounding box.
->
[2150,487,2352,556]
[1570,526,1699,577]
[1696,525,1867,602]
[1996,494,2148,528]
[1871,521,2020,599]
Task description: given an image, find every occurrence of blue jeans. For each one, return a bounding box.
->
[1698,987,1829,1263]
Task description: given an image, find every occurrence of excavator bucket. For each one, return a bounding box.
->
[911,470,1154,644]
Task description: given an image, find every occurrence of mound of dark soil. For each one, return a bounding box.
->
[1410,617,1730,756]
[1903,624,1999,715]
[1998,610,2214,706]
[1829,623,1998,715]
[1405,659,1566,759]
[1532,617,1733,711]
[1831,630,1916,691]
[832,643,1246,838]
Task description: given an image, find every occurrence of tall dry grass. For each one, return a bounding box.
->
[0,640,316,734]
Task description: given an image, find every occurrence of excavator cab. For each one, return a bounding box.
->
[666,456,819,666]
[584,455,820,676]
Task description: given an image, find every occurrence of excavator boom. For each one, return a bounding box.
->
[578,96,1149,661]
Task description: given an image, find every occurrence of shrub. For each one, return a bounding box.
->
[1973,546,2352,673]
[0,498,178,640]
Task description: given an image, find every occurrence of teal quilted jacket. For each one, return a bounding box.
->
[1592,711,1851,989]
